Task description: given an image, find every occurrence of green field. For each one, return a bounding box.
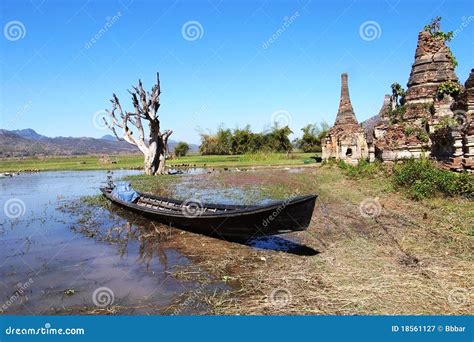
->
[0,152,318,172]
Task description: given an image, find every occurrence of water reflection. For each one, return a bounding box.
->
[0,169,316,315]
[102,194,319,257]
[0,171,221,314]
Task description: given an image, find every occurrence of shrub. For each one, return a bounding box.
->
[404,126,414,136]
[424,16,454,42]
[437,80,463,99]
[415,129,430,143]
[388,105,406,124]
[392,158,474,200]
[337,159,386,179]
[337,159,349,170]
[423,17,457,68]
[174,141,190,157]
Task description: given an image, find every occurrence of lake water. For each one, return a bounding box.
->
[0,170,220,314]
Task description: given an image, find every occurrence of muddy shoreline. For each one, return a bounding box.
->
[1,167,472,315]
[125,166,473,315]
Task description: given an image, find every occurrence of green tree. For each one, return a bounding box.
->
[215,127,233,155]
[423,17,457,67]
[391,82,406,107]
[231,125,254,154]
[199,124,295,155]
[174,141,190,157]
[199,134,219,155]
[297,124,321,152]
[266,125,293,152]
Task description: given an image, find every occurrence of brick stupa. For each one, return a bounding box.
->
[322,73,368,164]
[404,31,458,107]
[334,73,359,126]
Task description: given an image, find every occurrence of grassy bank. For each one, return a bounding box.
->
[117,166,473,314]
[333,158,474,201]
[0,152,317,172]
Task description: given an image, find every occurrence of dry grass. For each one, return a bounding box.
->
[150,166,473,315]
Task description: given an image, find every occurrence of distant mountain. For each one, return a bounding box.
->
[0,129,51,156]
[100,134,116,141]
[0,129,198,157]
[0,129,139,157]
[97,136,199,153]
[99,134,199,152]
[11,128,47,141]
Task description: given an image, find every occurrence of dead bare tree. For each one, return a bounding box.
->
[104,73,172,175]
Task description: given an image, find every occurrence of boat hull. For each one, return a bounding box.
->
[100,188,316,238]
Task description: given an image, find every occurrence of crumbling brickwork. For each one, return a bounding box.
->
[322,73,368,164]
[368,26,472,172]
[324,23,472,172]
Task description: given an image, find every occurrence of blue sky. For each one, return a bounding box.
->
[1,0,473,144]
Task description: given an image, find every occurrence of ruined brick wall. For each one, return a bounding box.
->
[460,70,474,171]
[405,31,458,106]
[370,28,462,164]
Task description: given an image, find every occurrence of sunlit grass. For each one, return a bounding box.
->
[0,152,318,172]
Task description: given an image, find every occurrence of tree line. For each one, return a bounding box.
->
[103,72,330,173]
[180,123,329,156]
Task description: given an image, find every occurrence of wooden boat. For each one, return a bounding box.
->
[100,186,317,238]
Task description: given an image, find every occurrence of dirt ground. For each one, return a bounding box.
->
[147,165,473,315]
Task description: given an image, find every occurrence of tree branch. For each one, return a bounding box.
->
[104,72,169,174]
[149,72,161,120]
[162,129,173,154]
[102,117,124,141]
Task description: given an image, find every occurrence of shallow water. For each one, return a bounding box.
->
[172,173,276,206]
[0,171,220,314]
[0,169,316,314]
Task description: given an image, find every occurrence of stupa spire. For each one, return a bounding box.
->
[334,73,358,126]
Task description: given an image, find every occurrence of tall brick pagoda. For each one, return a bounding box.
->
[322,73,368,164]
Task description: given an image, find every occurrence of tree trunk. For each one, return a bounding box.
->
[104,73,172,176]
[156,150,167,175]
[143,138,167,175]
[144,151,158,175]
[144,154,163,175]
